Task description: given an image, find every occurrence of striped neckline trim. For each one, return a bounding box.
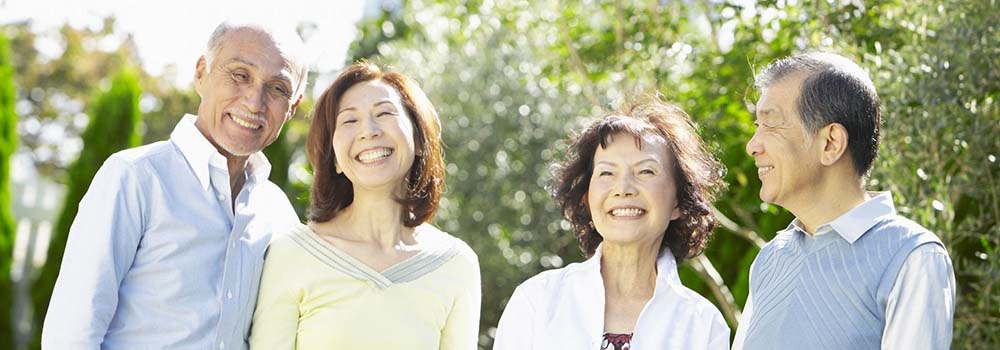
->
[287,224,460,289]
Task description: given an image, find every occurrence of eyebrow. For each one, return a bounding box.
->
[595,158,660,168]
[338,99,396,114]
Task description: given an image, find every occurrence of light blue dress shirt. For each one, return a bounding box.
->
[42,114,299,350]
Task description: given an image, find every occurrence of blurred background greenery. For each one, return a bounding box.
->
[2,0,998,349]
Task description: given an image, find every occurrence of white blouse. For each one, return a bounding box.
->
[494,247,730,350]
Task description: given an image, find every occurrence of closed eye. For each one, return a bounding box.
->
[598,170,613,176]
[270,84,291,98]
[639,169,655,175]
[230,70,249,83]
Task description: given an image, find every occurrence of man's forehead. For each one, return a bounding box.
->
[215,24,307,78]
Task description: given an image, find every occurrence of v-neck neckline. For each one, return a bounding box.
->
[288,223,459,289]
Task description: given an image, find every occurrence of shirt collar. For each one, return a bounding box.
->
[170,114,273,192]
[789,191,896,243]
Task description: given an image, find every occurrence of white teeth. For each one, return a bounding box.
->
[229,112,263,130]
[611,208,644,217]
[758,166,774,177]
[358,148,392,164]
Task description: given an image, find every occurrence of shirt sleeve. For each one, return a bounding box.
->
[492,282,536,350]
[440,246,482,350]
[707,307,732,350]
[41,156,145,349]
[732,258,756,350]
[881,243,955,350]
[249,243,302,350]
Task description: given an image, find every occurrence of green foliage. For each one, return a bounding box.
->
[345,0,1000,348]
[0,31,20,350]
[29,66,142,348]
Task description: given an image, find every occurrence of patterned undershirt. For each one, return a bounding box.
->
[601,333,632,350]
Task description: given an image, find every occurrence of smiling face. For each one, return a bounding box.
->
[193,27,303,158]
[746,73,824,208]
[331,79,417,193]
[587,132,681,248]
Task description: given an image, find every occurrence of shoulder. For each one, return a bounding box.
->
[254,180,291,201]
[420,224,480,272]
[248,180,298,225]
[108,141,176,168]
[512,260,591,299]
[762,229,798,250]
[266,224,312,258]
[87,142,174,193]
[879,215,941,242]
[752,229,799,265]
[862,215,944,257]
[664,282,728,325]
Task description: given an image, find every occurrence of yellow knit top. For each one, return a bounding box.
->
[249,223,481,349]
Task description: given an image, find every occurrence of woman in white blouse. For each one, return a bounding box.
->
[494,96,730,350]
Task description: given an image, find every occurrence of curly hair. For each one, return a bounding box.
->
[306,61,445,227]
[551,95,725,262]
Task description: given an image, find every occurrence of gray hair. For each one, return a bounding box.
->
[754,52,881,177]
[204,21,309,97]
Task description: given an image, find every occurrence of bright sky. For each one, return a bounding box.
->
[0,0,371,89]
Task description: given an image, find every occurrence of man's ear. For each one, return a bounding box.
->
[194,56,208,96]
[819,123,849,166]
[288,94,303,121]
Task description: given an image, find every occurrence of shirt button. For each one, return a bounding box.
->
[217,193,226,201]
[219,341,225,349]
[227,290,233,300]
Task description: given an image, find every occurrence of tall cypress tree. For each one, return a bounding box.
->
[0,32,20,350]
[30,66,141,348]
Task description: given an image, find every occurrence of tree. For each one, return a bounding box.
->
[29,66,142,348]
[0,30,20,350]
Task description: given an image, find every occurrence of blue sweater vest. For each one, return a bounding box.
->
[742,215,943,350]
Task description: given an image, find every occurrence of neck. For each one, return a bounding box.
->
[600,241,660,299]
[330,187,414,250]
[787,171,868,234]
[227,155,249,192]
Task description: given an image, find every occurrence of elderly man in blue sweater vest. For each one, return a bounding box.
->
[732,52,955,350]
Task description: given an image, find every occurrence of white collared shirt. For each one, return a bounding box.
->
[43,114,300,350]
[494,247,730,349]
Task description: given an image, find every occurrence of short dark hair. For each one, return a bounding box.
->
[306,61,445,227]
[755,52,881,177]
[552,96,725,263]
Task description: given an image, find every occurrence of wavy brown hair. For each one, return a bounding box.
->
[306,61,445,227]
[552,95,725,262]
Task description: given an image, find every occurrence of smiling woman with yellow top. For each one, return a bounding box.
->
[249,62,480,349]
[494,96,729,350]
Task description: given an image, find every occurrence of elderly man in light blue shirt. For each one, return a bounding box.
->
[733,52,955,350]
[42,21,308,350]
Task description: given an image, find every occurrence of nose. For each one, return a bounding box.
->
[613,174,637,198]
[359,117,382,140]
[242,85,267,114]
[746,130,763,157]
